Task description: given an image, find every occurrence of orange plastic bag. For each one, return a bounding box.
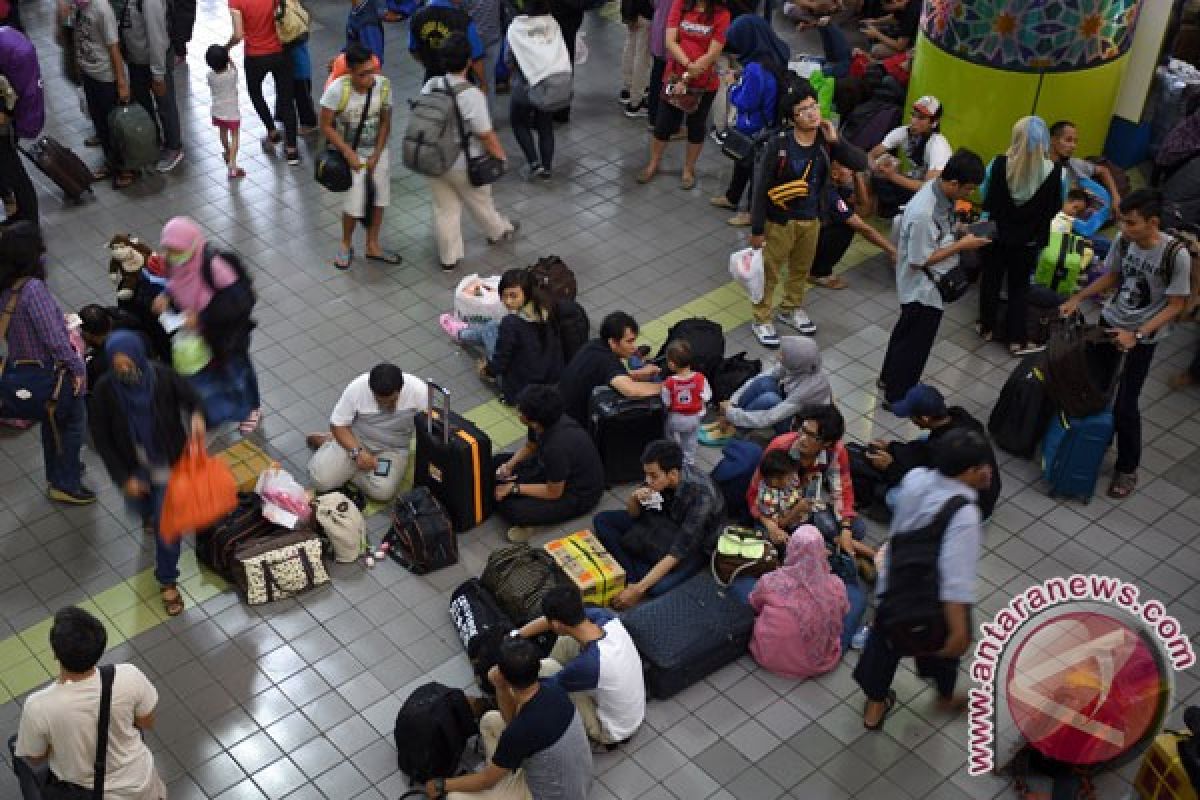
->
[160,438,239,543]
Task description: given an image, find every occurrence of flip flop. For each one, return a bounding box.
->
[812,276,848,289]
[863,689,897,731]
[680,172,696,190]
[365,250,402,265]
[333,247,353,270]
[699,427,735,447]
[160,585,185,617]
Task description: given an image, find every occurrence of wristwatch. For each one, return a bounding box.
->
[510,483,521,497]
[433,778,446,798]
[348,447,361,460]
[1134,330,1145,343]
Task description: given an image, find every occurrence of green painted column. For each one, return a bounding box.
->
[908,0,1144,159]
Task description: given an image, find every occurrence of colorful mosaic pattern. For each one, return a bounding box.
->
[920,0,1142,72]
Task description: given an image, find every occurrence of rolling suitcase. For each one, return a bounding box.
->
[588,386,665,486]
[414,383,493,532]
[622,572,755,699]
[1041,410,1115,502]
[19,136,93,203]
[988,352,1053,459]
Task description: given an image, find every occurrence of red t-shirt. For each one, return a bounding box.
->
[665,0,730,92]
[230,0,282,57]
[664,372,708,415]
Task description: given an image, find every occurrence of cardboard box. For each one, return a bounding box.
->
[544,531,626,608]
[215,439,274,493]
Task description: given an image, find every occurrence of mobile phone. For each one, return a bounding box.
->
[967,220,997,239]
[373,458,392,478]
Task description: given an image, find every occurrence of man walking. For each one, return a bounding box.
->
[116,0,185,171]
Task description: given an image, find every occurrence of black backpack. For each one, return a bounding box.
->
[394,683,478,783]
[384,488,458,574]
[988,352,1052,459]
[449,579,514,694]
[554,298,590,364]
[711,352,761,403]
[874,496,969,656]
[655,317,725,392]
[198,244,256,360]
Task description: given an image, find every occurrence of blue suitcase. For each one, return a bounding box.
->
[1041,410,1114,502]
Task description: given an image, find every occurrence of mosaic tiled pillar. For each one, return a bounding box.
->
[908,0,1144,160]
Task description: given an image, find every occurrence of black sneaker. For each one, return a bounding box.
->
[618,89,631,104]
[623,100,648,118]
[47,485,97,505]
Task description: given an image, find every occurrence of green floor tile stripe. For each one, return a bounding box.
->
[1,252,882,703]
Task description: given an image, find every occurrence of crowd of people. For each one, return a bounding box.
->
[2,0,1199,797]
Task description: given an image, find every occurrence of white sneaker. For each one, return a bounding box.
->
[752,322,781,348]
[776,308,817,335]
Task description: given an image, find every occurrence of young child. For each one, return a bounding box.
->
[661,340,711,466]
[205,45,244,179]
[755,449,805,522]
[1052,188,1090,234]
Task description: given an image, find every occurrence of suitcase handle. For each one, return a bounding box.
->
[426,381,452,445]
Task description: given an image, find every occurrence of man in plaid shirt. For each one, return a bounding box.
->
[594,440,725,610]
[0,224,93,504]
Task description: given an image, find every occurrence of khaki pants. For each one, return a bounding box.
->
[537,636,615,744]
[620,21,652,102]
[307,441,407,502]
[447,711,532,800]
[426,167,513,266]
[753,218,821,323]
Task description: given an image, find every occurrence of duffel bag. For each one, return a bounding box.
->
[480,544,570,623]
[233,529,330,605]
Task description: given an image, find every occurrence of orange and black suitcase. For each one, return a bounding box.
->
[414,383,494,532]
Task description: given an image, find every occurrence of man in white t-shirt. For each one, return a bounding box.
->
[869,95,954,218]
[13,607,164,800]
[319,44,400,270]
[419,32,515,271]
[307,362,429,501]
[518,586,646,746]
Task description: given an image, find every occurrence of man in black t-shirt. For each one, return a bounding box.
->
[425,639,592,800]
[556,311,662,426]
[862,0,919,59]
[809,161,897,289]
[494,385,605,543]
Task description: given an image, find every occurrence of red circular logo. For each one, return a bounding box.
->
[1005,610,1169,766]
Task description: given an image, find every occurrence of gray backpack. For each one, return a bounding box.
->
[402,78,467,177]
[528,70,573,113]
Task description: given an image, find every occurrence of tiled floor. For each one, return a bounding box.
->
[2,1,1199,798]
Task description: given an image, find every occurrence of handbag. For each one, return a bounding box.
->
[661,74,703,114]
[160,437,240,542]
[922,263,971,303]
[721,127,756,162]
[274,0,310,44]
[0,278,69,450]
[315,81,374,192]
[452,93,505,187]
[233,530,330,605]
[41,665,115,800]
[711,525,779,587]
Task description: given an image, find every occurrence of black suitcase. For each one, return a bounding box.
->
[621,572,755,699]
[414,382,494,532]
[449,578,514,693]
[988,352,1053,459]
[195,493,286,581]
[588,386,665,486]
[384,487,458,574]
[19,136,94,204]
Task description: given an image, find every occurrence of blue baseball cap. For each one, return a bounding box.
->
[890,384,947,418]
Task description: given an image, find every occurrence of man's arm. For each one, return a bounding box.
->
[498,479,565,502]
[934,601,971,658]
[848,213,897,260]
[1061,269,1119,314]
[1093,163,1121,209]
[330,423,377,471]
[108,43,130,103]
[516,616,552,638]
[615,553,679,608]
[434,763,510,796]
[611,374,663,398]
[145,0,171,78]
[226,8,244,48]
[917,232,990,269]
[319,105,361,168]
[134,712,156,730]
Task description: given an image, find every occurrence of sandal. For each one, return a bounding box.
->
[699,426,736,447]
[113,171,135,189]
[333,246,354,270]
[680,172,696,190]
[365,250,403,264]
[812,276,848,289]
[238,408,261,435]
[863,689,897,731]
[974,321,993,342]
[160,585,185,617]
[227,167,246,179]
[1107,472,1137,499]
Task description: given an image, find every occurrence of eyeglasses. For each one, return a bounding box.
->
[796,425,822,440]
[793,104,820,115]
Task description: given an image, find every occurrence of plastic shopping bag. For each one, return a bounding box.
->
[453,274,507,324]
[160,438,239,542]
[172,331,212,376]
[256,465,312,529]
[729,247,765,304]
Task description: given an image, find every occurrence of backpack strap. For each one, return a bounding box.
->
[336,78,351,114]
[929,495,970,547]
[91,665,116,800]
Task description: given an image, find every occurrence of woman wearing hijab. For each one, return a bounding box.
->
[747,525,849,679]
[977,116,1064,356]
[506,0,572,179]
[90,331,206,616]
[151,217,262,433]
[701,336,831,443]
[710,14,789,226]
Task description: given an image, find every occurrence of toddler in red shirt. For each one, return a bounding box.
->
[660,340,711,466]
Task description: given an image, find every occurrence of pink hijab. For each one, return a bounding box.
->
[160,216,237,312]
[748,525,848,680]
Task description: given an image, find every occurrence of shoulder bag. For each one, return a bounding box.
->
[40,665,115,800]
[315,81,375,193]
[0,278,70,452]
[275,0,310,44]
[711,525,779,587]
[452,80,505,187]
[922,263,971,303]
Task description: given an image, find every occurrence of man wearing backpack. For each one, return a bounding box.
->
[409,0,488,88]
[748,83,868,347]
[1059,189,1192,499]
[115,0,185,172]
[853,428,991,731]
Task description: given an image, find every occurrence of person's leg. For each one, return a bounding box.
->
[883,304,942,403]
[593,510,642,577]
[455,170,513,241]
[1112,341,1157,475]
[840,576,866,652]
[779,219,821,314]
[666,413,702,466]
[977,244,1003,336]
[880,302,916,400]
[156,55,183,152]
[228,126,241,173]
[647,552,702,595]
[364,156,391,256]
[498,493,587,527]
[295,78,318,128]
[852,622,903,706]
[446,711,532,800]
[755,221,793,323]
[644,102,684,178]
[734,375,782,409]
[630,22,652,103]
[914,655,961,699]
[818,24,852,78]
[510,97,539,166]
[480,319,502,360]
[620,22,636,96]
[82,75,117,167]
[43,387,86,494]
[126,63,157,133]
[243,55,277,136]
[270,53,298,149]
[725,158,754,207]
[151,484,181,586]
[810,222,854,280]
[1004,244,1036,346]
[308,440,360,491]
[681,91,716,181]
[357,449,407,502]
[428,173,467,266]
[743,388,784,412]
[647,56,666,126]
[534,109,555,170]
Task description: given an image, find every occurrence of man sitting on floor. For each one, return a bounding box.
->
[516,586,646,748]
[594,440,725,610]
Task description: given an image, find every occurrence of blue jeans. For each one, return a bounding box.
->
[593,510,702,596]
[729,565,866,652]
[128,482,180,585]
[459,319,501,361]
[819,25,851,78]
[44,386,86,493]
[737,375,783,410]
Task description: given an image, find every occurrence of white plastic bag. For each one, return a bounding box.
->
[729,247,765,304]
[255,466,311,529]
[453,274,507,324]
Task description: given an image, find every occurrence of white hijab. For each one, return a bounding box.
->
[506,14,571,87]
